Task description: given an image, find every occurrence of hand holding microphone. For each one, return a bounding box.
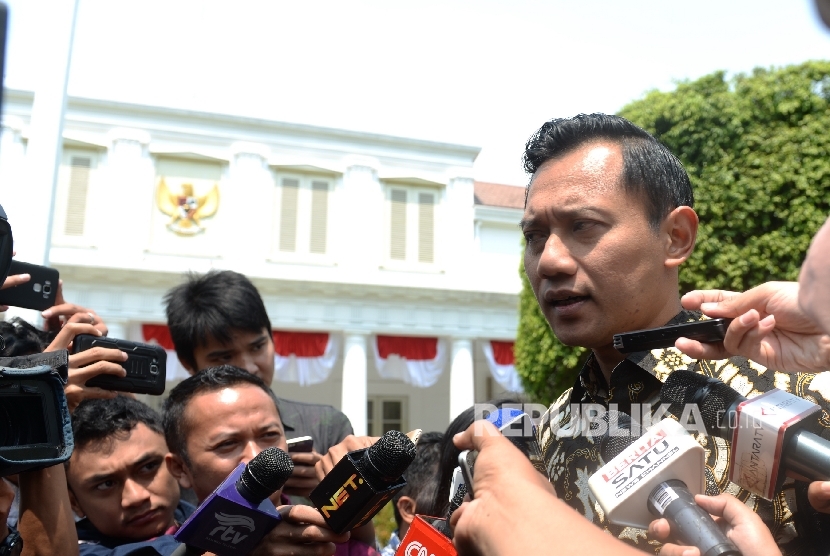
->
[649,493,781,556]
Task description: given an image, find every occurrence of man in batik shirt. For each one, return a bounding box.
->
[519,113,830,555]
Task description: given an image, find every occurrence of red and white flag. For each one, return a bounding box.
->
[482,340,523,392]
[373,335,447,388]
[272,330,338,386]
[142,324,190,381]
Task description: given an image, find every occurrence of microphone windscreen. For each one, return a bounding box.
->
[361,430,417,484]
[236,447,294,503]
[660,371,741,432]
[599,410,636,462]
[448,483,467,516]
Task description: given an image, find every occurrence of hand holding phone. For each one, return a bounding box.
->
[70,334,167,395]
[613,318,733,353]
[0,260,59,311]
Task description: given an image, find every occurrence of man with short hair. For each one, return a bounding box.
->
[521,113,830,554]
[66,396,190,555]
[164,270,352,497]
[163,365,376,556]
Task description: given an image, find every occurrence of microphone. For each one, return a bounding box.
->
[661,371,830,499]
[588,412,741,556]
[173,447,294,556]
[397,483,465,556]
[431,482,468,538]
[309,430,416,534]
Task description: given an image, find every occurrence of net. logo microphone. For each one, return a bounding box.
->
[311,430,416,534]
[174,447,294,556]
[661,370,830,500]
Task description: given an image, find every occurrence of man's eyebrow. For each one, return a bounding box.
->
[519,217,537,230]
[206,347,233,358]
[249,334,269,346]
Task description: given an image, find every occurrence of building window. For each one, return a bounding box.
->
[64,155,92,236]
[273,174,332,257]
[385,186,437,265]
[366,397,407,436]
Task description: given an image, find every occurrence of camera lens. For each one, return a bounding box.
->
[43,284,51,294]
[150,364,159,375]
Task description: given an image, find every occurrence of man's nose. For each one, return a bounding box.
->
[537,234,578,278]
[232,354,262,379]
[240,441,261,466]
[122,478,151,508]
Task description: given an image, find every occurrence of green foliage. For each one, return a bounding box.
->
[620,61,830,292]
[515,259,587,407]
[515,61,830,404]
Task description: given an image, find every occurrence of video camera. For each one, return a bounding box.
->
[0,205,75,476]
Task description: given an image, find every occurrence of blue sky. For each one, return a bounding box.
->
[5,0,830,185]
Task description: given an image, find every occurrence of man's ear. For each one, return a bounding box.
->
[396,495,417,526]
[179,358,196,376]
[165,452,193,490]
[662,206,698,268]
[67,485,85,519]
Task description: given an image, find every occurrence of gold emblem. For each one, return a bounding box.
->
[156,178,220,236]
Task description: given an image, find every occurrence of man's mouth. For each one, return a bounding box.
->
[550,295,589,307]
[127,508,160,526]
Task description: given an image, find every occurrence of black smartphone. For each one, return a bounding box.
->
[613,318,733,353]
[71,334,167,395]
[287,436,314,453]
[0,260,59,311]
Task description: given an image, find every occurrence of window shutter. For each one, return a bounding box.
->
[390,189,407,260]
[279,178,299,252]
[309,180,329,254]
[418,192,434,263]
[65,156,91,236]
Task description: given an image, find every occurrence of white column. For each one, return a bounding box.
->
[7,0,79,265]
[445,170,476,278]
[341,333,368,436]
[339,156,382,274]
[449,338,475,421]
[226,143,272,264]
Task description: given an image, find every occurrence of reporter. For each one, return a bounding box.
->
[648,493,780,556]
[449,421,644,556]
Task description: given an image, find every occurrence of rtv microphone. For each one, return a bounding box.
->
[661,371,830,499]
[588,413,741,556]
[310,430,416,533]
[173,447,294,556]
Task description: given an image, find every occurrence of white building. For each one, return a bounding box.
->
[1,89,526,435]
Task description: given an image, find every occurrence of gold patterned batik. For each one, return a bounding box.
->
[536,310,830,556]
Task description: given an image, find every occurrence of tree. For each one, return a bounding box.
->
[621,61,830,292]
[515,61,830,404]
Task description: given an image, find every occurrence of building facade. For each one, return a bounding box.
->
[1,89,526,435]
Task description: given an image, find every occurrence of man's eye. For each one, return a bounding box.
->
[95,480,116,492]
[141,461,161,474]
[573,221,596,232]
[251,343,265,353]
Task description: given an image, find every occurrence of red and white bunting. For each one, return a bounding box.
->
[481,340,523,392]
[142,324,190,381]
[272,330,337,386]
[373,335,447,388]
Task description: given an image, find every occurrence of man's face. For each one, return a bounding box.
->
[172,384,288,503]
[799,216,830,334]
[66,423,179,541]
[521,141,678,350]
[190,328,275,385]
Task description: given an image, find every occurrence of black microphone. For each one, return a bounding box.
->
[431,482,468,538]
[661,371,830,499]
[310,430,416,533]
[590,411,741,556]
[173,447,294,556]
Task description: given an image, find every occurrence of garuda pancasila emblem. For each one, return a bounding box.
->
[156,178,219,236]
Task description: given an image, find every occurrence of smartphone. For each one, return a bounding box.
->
[458,450,477,498]
[613,318,733,353]
[71,334,167,395]
[286,436,314,453]
[0,260,59,311]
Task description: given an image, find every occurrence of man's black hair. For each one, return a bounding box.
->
[163,270,272,371]
[0,317,55,356]
[392,431,443,528]
[162,365,279,465]
[522,113,694,229]
[71,396,164,457]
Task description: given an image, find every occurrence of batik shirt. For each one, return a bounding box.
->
[536,310,830,556]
